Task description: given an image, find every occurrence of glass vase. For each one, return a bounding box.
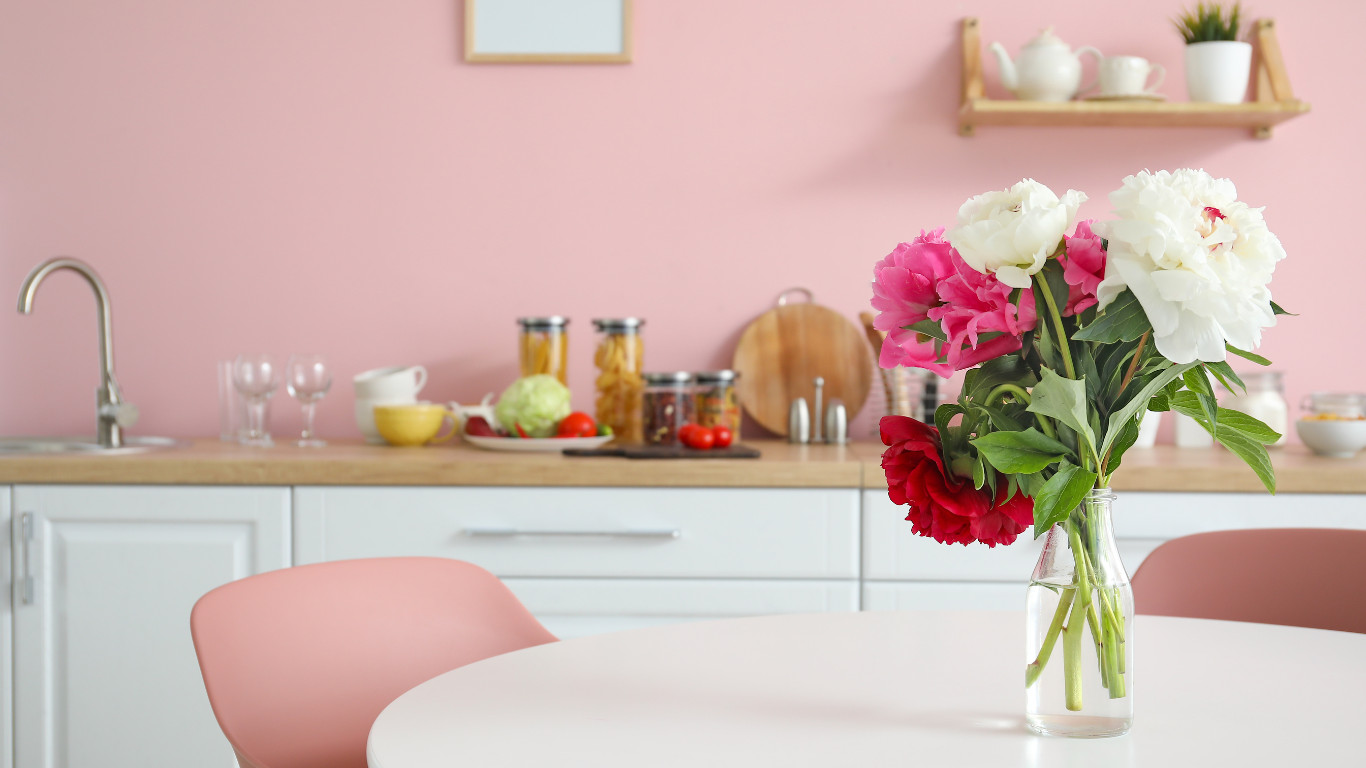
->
[1025,488,1133,737]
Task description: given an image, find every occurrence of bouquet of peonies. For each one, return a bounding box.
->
[871,169,1287,722]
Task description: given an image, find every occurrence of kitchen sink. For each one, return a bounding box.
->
[0,436,184,456]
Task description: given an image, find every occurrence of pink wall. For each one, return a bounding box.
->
[1,0,1361,442]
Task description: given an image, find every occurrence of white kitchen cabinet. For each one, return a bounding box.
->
[11,485,290,768]
[863,490,1366,611]
[0,489,11,768]
[293,486,861,635]
[505,578,859,639]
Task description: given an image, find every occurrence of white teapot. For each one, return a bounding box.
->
[990,28,1101,102]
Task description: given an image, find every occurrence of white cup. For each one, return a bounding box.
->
[1098,56,1165,97]
[353,366,428,443]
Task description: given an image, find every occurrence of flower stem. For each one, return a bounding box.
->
[1117,331,1150,395]
[1025,586,1074,688]
[1035,273,1076,380]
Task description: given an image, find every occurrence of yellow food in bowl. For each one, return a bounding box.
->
[1301,413,1366,421]
[374,404,458,447]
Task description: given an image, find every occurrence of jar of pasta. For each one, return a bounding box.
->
[592,318,645,443]
[694,370,741,438]
[642,372,694,445]
[517,317,568,385]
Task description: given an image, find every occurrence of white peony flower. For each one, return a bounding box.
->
[947,179,1087,289]
[1093,169,1286,365]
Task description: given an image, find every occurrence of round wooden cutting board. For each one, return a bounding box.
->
[731,290,874,436]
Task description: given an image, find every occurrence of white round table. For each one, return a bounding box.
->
[368,611,1364,767]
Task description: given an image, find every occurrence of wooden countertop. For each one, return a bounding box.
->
[862,444,1366,494]
[2,439,1363,493]
[0,439,866,488]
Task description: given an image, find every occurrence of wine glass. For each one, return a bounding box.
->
[232,354,278,447]
[286,354,332,447]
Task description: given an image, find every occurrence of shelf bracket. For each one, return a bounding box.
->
[960,17,983,137]
[1252,18,1293,139]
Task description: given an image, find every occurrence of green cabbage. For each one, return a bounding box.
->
[495,375,572,437]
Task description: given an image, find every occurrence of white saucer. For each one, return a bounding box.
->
[1084,93,1166,102]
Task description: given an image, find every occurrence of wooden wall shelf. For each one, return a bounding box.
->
[959,17,1310,139]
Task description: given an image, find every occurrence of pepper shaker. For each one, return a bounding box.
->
[824,399,849,444]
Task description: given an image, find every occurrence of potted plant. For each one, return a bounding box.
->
[1174,2,1251,103]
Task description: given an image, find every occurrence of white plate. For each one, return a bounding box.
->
[462,433,614,452]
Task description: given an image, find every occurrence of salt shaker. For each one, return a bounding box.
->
[788,398,811,443]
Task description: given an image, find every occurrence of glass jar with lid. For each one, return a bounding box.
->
[642,372,694,445]
[694,370,741,439]
[593,318,645,443]
[517,317,568,385]
[1300,392,1366,420]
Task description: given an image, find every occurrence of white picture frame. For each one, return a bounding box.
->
[465,0,633,64]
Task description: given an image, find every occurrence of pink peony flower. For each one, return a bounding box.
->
[871,230,1037,375]
[930,257,1038,370]
[870,229,958,376]
[1060,220,1107,316]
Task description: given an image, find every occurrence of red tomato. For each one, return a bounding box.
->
[557,412,597,438]
[678,424,699,444]
[684,428,715,450]
[711,425,734,448]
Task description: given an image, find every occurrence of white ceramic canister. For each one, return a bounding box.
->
[1223,371,1289,446]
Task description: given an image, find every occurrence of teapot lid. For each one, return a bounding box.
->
[1023,27,1069,49]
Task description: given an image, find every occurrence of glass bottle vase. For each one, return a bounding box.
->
[1025,488,1133,737]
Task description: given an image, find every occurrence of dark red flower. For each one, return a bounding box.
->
[880,416,1035,548]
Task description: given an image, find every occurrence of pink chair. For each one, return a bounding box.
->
[1131,528,1366,634]
[190,557,556,768]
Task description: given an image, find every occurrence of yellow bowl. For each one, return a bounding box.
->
[373,404,459,447]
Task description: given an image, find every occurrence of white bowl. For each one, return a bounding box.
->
[1295,419,1366,458]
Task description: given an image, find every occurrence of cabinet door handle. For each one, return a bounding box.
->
[20,512,35,605]
[462,526,682,539]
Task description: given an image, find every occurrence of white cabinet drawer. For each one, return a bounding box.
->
[862,490,1045,581]
[863,581,1024,612]
[294,487,859,578]
[504,578,858,639]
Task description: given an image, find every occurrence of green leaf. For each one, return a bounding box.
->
[1170,392,1282,445]
[1073,290,1152,343]
[1215,426,1277,494]
[1101,362,1197,456]
[1105,414,1143,475]
[972,453,986,490]
[934,403,964,437]
[1204,360,1245,394]
[975,403,1026,433]
[970,428,1072,474]
[907,319,947,343]
[1031,460,1099,538]
[1271,301,1296,316]
[962,355,1036,404]
[1027,368,1097,458]
[1227,344,1271,366]
[1182,367,1219,435]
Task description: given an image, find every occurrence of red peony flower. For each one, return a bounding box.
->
[880,416,1035,548]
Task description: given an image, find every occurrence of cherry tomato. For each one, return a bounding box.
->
[684,428,715,450]
[711,425,734,448]
[557,412,597,438]
[678,424,699,444]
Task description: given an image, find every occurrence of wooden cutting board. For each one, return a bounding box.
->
[731,289,873,436]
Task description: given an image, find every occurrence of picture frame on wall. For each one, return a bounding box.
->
[464,0,633,64]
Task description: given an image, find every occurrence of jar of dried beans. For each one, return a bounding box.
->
[642,372,694,445]
[593,318,645,443]
[693,370,741,438]
[517,317,568,385]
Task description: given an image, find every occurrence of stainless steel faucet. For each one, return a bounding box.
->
[17,258,138,448]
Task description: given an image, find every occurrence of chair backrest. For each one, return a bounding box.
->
[191,557,556,768]
[1132,528,1366,634]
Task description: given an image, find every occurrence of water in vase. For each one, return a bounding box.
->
[1025,578,1133,737]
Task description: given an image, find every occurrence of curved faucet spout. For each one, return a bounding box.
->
[18,257,116,382]
[17,257,135,447]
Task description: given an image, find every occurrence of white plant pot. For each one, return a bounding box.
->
[1184,40,1252,103]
